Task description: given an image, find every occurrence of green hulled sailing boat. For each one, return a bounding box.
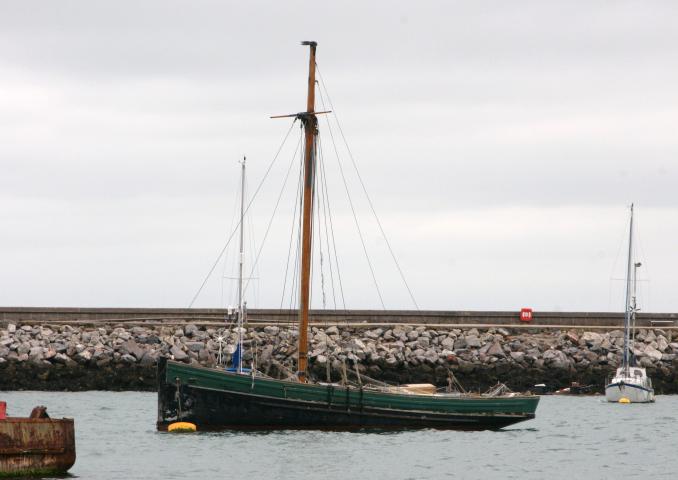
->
[157,42,539,430]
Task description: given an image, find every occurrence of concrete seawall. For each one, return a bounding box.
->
[2,320,677,393]
[1,307,677,329]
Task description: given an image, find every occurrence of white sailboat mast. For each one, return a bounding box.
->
[237,156,246,373]
[622,204,634,374]
[238,157,246,318]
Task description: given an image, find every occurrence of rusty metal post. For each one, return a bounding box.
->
[0,413,76,476]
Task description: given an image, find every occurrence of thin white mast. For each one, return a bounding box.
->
[622,204,634,374]
[237,156,246,373]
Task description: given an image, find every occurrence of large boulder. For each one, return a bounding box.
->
[120,353,137,364]
[314,354,328,364]
[185,341,205,353]
[365,329,383,340]
[486,341,505,357]
[264,325,280,336]
[53,353,76,366]
[543,349,570,369]
[644,345,663,362]
[581,332,604,347]
[120,340,145,360]
[565,331,579,344]
[510,351,525,362]
[170,345,188,361]
[639,357,654,368]
[76,350,92,364]
[117,331,131,341]
[325,326,339,336]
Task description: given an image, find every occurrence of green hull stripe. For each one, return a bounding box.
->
[165,361,539,415]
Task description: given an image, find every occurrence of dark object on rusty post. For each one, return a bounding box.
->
[0,404,76,477]
[29,406,50,419]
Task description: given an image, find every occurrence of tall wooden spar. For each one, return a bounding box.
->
[297,41,318,382]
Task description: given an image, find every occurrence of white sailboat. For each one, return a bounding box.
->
[605,204,655,403]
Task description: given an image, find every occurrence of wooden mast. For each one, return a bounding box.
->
[297,41,318,382]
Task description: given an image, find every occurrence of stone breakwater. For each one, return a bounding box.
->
[1,323,678,392]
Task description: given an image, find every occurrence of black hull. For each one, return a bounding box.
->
[158,386,533,431]
[157,360,535,431]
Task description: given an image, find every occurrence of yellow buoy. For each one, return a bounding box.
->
[168,422,197,433]
[619,397,631,404]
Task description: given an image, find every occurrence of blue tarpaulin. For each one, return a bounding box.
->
[230,343,241,371]
[225,343,251,373]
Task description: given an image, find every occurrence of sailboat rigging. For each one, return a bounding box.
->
[157,42,540,430]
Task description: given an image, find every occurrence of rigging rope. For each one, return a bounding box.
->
[280,125,304,309]
[288,134,305,313]
[608,209,634,311]
[243,132,303,298]
[220,173,242,308]
[288,230,300,311]
[316,90,385,310]
[188,119,298,308]
[314,158,327,309]
[633,212,651,310]
[318,138,346,309]
[317,65,419,310]
[307,135,318,314]
[317,138,339,309]
[245,176,261,307]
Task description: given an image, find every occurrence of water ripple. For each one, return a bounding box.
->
[2,392,677,480]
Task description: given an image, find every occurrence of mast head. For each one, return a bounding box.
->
[301,40,318,47]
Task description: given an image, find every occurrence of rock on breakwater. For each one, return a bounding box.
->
[1,323,677,392]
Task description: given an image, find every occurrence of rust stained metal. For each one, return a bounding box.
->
[0,412,75,477]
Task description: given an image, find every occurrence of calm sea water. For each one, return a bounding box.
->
[1,391,675,479]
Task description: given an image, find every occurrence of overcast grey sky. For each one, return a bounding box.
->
[1,1,676,312]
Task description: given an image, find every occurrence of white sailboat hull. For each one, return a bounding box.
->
[605,368,655,403]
